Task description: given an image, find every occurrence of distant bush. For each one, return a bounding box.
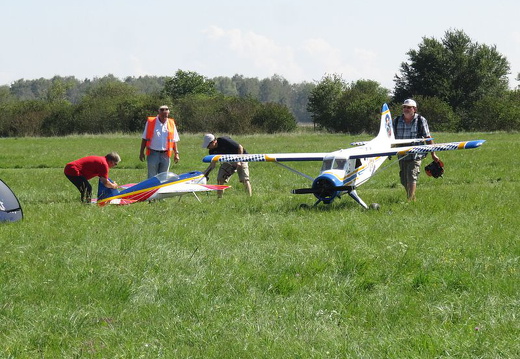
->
[251,102,297,133]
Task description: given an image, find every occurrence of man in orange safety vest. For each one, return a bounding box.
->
[139,105,180,178]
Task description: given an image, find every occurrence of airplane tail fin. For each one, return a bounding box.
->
[375,103,395,143]
[97,178,119,200]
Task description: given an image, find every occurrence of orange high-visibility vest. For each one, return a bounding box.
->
[145,116,177,157]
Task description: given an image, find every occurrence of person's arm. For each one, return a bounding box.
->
[173,143,180,164]
[423,137,439,161]
[236,144,244,167]
[421,117,439,162]
[423,136,439,161]
[139,138,147,162]
[203,163,216,180]
[100,177,118,189]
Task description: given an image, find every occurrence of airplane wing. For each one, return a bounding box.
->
[349,140,486,159]
[202,153,330,163]
[157,183,230,194]
[203,140,485,163]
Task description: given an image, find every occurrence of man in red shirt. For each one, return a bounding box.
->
[64,152,120,203]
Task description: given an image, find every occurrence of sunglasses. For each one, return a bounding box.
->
[160,108,169,112]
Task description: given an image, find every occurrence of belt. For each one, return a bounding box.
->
[151,149,167,153]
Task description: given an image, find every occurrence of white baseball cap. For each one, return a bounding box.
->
[202,133,215,148]
[402,99,417,107]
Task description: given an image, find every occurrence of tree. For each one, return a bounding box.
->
[259,74,291,104]
[0,86,14,104]
[213,76,239,96]
[308,76,390,133]
[466,90,520,132]
[290,82,315,123]
[0,100,51,136]
[73,77,142,133]
[162,70,217,100]
[231,74,260,98]
[124,75,166,95]
[307,74,347,130]
[335,80,390,134]
[251,102,297,133]
[394,29,510,116]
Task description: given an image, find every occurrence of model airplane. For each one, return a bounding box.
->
[95,171,230,206]
[202,103,485,209]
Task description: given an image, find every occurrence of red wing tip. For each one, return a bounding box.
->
[202,185,231,190]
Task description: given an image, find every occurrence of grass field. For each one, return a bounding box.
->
[0,131,518,358]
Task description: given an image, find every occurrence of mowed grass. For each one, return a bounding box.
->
[0,132,518,358]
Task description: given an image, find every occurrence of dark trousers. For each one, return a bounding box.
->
[65,175,92,203]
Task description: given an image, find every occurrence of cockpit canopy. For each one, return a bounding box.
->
[321,157,348,172]
[154,172,180,183]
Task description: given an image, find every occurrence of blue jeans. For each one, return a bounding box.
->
[147,151,171,178]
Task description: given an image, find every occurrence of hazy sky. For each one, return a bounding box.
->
[1,0,519,90]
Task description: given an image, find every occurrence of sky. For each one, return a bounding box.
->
[1,0,519,91]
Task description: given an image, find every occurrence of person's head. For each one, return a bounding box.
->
[105,152,121,168]
[158,105,170,118]
[402,99,417,114]
[202,133,217,149]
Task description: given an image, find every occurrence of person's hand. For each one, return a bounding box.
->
[174,153,180,164]
[432,153,440,162]
[139,153,145,162]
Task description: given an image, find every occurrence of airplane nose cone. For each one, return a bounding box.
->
[312,175,340,204]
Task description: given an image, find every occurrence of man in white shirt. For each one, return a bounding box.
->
[139,105,180,178]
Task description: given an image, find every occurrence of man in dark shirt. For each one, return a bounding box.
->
[202,134,252,198]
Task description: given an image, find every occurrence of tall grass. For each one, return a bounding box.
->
[0,132,518,358]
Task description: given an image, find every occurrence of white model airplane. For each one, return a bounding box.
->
[202,103,485,209]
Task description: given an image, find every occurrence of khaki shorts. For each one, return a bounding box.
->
[399,157,421,186]
[218,162,250,183]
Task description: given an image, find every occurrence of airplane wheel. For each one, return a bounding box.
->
[369,203,380,210]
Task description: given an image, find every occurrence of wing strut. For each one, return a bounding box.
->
[274,162,314,181]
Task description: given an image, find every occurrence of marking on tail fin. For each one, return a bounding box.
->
[375,103,394,141]
[385,112,392,138]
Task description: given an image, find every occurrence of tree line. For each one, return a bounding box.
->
[308,30,519,133]
[1,29,518,137]
[0,72,306,136]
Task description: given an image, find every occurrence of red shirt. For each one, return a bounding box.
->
[64,156,109,180]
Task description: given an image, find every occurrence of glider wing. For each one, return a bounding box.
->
[349,140,486,159]
[203,153,330,163]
